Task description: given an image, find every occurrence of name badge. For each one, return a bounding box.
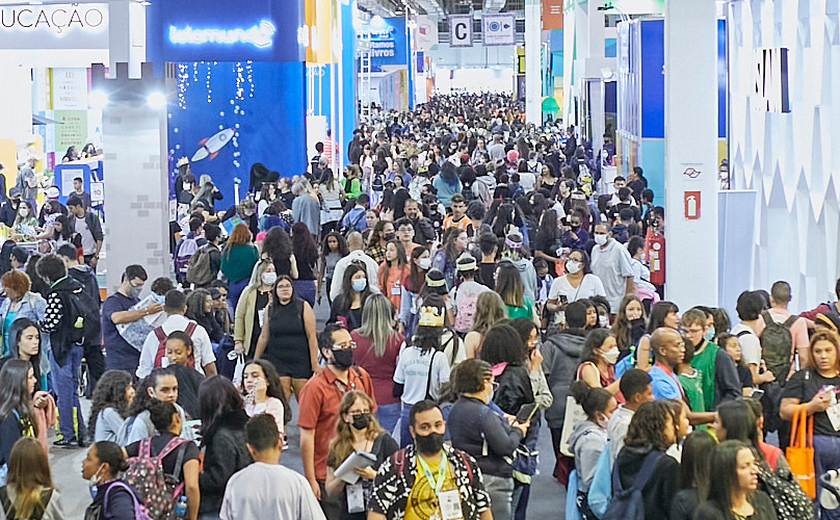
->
[346,482,366,514]
[438,489,463,520]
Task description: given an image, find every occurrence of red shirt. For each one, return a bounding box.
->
[351,330,404,407]
[297,365,376,480]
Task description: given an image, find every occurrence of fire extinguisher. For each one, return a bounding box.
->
[645,227,665,287]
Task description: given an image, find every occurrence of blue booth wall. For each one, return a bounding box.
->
[168,61,307,203]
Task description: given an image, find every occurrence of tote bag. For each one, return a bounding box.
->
[559,364,590,457]
[786,404,816,499]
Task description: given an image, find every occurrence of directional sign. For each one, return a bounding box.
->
[449,15,473,47]
[482,14,515,46]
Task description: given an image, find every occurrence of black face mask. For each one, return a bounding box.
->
[414,432,445,454]
[332,349,354,370]
[351,413,372,430]
[630,317,646,330]
[384,232,396,241]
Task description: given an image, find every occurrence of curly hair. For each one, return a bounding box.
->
[87,370,134,442]
[291,222,318,268]
[481,323,527,366]
[624,400,674,451]
[262,226,293,264]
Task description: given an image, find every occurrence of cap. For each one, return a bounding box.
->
[456,253,477,272]
[46,186,60,199]
[816,312,840,333]
[8,187,21,198]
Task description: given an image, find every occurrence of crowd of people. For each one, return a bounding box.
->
[0,93,835,520]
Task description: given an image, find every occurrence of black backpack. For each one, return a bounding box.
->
[759,310,796,385]
[602,451,663,520]
[63,284,102,346]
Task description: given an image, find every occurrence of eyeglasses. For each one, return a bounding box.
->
[277,285,293,290]
[332,341,357,351]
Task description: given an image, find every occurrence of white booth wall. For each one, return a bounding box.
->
[727,0,840,310]
[434,67,514,94]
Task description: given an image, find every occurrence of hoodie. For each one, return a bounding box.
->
[541,329,588,429]
[507,257,537,305]
[68,263,101,305]
[568,420,607,492]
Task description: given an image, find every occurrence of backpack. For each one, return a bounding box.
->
[84,480,152,520]
[174,237,200,283]
[124,437,191,520]
[453,287,480,334]
[153,322,197,369]
[63,284,102,346]
[371,173,384,192]
[759,311,796,385]
[0,487,53,520]
[185,246,214,286]
[757,459,815,520]
[587,441,613,518]
[341,209,366,235]
[601,450,663,520]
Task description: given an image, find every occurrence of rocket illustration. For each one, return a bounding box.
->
[191,128,235,162]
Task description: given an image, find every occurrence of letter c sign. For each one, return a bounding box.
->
[449,15,472,47]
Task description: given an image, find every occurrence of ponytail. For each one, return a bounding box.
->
[570,380,613,420]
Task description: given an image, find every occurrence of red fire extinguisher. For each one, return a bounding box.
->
[645,228,665,287]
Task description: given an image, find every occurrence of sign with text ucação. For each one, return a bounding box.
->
[0,3,108,49]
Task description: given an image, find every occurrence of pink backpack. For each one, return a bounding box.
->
[454,288,480,334]
[124,436,191,520]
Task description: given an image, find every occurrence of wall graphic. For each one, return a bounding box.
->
[727,0,840,310]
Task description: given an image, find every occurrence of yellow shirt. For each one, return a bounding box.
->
[404,454,457,520]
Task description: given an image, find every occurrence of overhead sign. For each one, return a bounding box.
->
[449,15,472,47]
[482,14,515,46]
[0,3,108,49]
[359,16,408,71]
[415,15,438,51]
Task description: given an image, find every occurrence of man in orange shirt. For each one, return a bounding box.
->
[298,322,376,520]
[442,193,472,235]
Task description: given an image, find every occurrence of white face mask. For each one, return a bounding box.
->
[565,260,582,274]
[261,272,277,286]
[596,414,610,430]
[17,208,28,217]
[599,315,610,328]
[594,234,608,246]
[418,258,432,270]
[601,346,620,365]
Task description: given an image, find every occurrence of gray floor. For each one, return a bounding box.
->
[52,297,567,518]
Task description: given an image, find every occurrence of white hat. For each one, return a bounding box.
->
[46,186,60,199]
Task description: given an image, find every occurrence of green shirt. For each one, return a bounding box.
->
[506,298,533,320]
[690,341,719,412]
[220,243,259,284]
[678,368,705,413]
[343,178,361,199]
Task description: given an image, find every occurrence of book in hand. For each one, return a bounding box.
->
[334,450,377,484]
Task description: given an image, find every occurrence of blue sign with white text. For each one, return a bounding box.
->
[146,0,303,63]
[360,16,408,71]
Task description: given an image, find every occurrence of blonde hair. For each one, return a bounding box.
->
[471,291,507,334]
[7,437,53,519]
[327,391,383,468]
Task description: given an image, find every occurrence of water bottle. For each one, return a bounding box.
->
[174,496,188,519]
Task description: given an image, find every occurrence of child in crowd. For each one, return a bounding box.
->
[716,332,753,394]
[240,359,289,440]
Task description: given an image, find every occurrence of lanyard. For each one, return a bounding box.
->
[416,452,448,494]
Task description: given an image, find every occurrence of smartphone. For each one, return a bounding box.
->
[750,388,765,400]
[516,403,538,423]
[559,295,568,305]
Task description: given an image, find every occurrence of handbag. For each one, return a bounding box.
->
[786,404,816,499]
[559,363,590,457]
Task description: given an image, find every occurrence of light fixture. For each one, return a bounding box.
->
[89,90,109,109]
[147,91,167,109]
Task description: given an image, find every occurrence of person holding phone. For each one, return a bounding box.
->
[546,250,606,325]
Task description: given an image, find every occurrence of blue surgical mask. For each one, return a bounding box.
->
[704,327,715,342]
[352,278,367,292]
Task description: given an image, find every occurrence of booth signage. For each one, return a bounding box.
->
[753,47,790,113]
[449,15,473,47]
[0,3,108,49]
[359,17,408,70]
[482,14,515,46]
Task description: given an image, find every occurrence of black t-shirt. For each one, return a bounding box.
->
[169,364,205,420]
[781,368,840,436]
[251,290,270,353]
[125,433,200,482]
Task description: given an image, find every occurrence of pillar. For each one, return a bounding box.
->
[524,0,541,123]
[663,0,718,306]
[108,0,146,78]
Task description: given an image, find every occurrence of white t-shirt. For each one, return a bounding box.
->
[221,462,325,520]
[518,171,537,192]
[394,345,451,403]
[731,323,762,367]
[548,274,606,303]
[591,239,635,312]
[136,314,216,378]
[73,214,96,255]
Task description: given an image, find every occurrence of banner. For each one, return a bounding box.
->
[449,15,472,47]
[482,14,515,46]
[415,15,438,51]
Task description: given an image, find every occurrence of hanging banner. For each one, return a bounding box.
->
[542,0,563,30]
[482,14,515,46]
[415,15,438,51]
[449,15,472,47]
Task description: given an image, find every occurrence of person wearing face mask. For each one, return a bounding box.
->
[82,440,137,520]
[233,260,276,359]
[590,222,635,320]
[325,391,398,520]
[560,211,591,250]
[679,310,741,413]
[567,381,617,519]
[369,399,492,520]
[448,359,529,520]
[101,265,162,373]
[298,323,376,518]
[612,295,647,361]
[577,329,625,402]
[329,265,373,331]
[546,249,606,324]
[330,232,381,302]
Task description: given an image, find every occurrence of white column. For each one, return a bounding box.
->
[108,0,146,79]
[524,0,541,124]
[663,0,718,306]
[0,58,33,144]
